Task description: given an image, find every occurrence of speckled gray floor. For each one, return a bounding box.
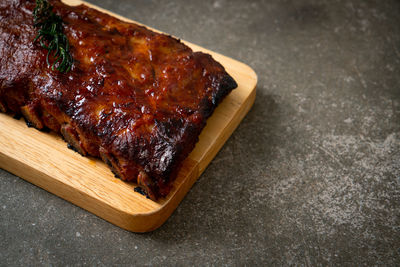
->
[1,0,399,265]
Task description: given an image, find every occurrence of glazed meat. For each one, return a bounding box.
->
[0,0,237,199]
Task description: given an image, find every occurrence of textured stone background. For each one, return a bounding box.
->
[1,0,399,265]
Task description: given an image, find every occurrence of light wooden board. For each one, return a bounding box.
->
[0,0,257,232]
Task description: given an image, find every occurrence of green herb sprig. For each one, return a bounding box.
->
[33,0,73,73]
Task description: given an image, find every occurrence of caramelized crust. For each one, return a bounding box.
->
[0,0,237,199]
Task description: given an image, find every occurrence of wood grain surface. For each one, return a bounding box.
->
[0,0,257,232]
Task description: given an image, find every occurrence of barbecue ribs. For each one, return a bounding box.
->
[0,0,237,200]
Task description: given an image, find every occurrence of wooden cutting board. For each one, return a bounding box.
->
[0,0,257,232]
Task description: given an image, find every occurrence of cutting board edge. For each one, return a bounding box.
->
[1,0,258,232]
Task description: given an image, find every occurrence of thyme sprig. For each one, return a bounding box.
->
[33,0,73,73]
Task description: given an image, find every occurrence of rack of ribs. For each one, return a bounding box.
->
[0,0,237,200]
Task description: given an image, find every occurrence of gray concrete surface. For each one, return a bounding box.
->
[1,0,399,265]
